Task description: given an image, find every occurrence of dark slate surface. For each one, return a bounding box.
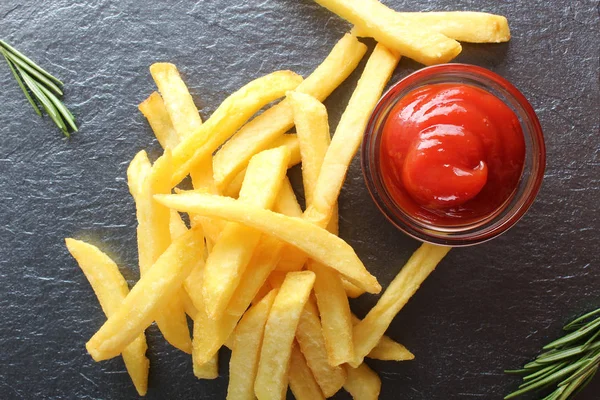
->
[1,0,599,399]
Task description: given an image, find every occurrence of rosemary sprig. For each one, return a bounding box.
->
[1,40,76,137]
[505,307,600,399]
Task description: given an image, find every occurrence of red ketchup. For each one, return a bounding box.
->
[380,83,525,226]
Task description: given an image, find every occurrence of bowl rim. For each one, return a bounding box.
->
[360,63,546,247]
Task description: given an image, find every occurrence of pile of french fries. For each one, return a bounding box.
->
[65,2,509,398]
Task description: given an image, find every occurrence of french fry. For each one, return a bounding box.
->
[273,177,302,218]
[138,92,179,149]
[289,343,326,400]
[367,336,415,362]
[181,288,198,320]
[128,151,192,354]
[309,262,354,366]
[65,239,149,396]
[305,43,400,229]
[351,243,450,367]
[252,281,273,306]
[296,299,346,397]
[343,363,381,400]
[149,63,203,139]
[127,150,152,202]
[155,193,381,294]
[86,227,204,361]
[255,271,316,400]
[180,255,220,380]
[212,34,367,191]
[203,146,290,319]
[273,178,306,272]
[167,70,302,186]
[169,209,188,239]
[313,0,461,65]
[287,91,330,207]
[194,351,219,380]
[352,12,510,43]
[343,278,365,299]
[227,289,278,400]
[267,270,288,290]
[350,314,414,361]
[224,134,301,199]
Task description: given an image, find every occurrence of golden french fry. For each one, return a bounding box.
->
[342,278,365,299]
[343,363,381,400]
[194,350,219,380]
[223,134,301,199]
[126,150,152,202]
[353,12,510,43]
[273,177,302,217]
[155,193,381,294]
[287,91,330,207]
[252,281,273,306]
[296,299,346,397]
[350,314,414,361]
[351,244,450,367]
[86,228,204,361]
[313,0,461,65]
[138,92,180,149]
[289,343,326,400]
[203,146,290,319]
[193,235,284,366]
[305,43,400,229]
[149,63,203,139]
[368,336,415,362]
[309,262,354,366]
[181,288,198,320]
[169,209,188,239]
[167,70,302,186]
[227,289,278,400]
[212,34,367,191]
[255,271,316,400]
[326,203,339,235]
[267,270,288,289]
[65,239,149,396]
[180,256,219,379]
[128,150,192,354]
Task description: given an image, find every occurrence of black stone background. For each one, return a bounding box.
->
[0,0,598,399]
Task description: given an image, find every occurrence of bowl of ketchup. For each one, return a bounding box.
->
[362,64,545,246]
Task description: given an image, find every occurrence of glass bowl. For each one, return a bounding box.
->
[361,64,546,246]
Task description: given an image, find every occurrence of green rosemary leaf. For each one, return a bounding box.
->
[0,47,42,116]
[20,69,69,135]
[505,368,529,375]
[557,365,598,400]
[4,50,63,95]
[0,39,63,86]
[535,343,600,364]
[37,83,78,132]
[564,309,600,331]
[544,318,600,350]
[523,362,569,384]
